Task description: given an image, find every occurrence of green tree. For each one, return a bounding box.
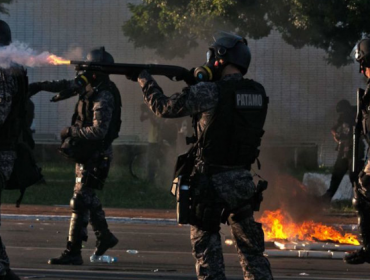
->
[122,0,370,67]
[0,0,12,15]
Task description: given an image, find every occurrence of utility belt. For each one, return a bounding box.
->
[194,161,251,175]
[172,167,268,231]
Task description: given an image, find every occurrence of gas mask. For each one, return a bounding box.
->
[194,49,226,82]
[74,71,108,97]
[74,71,96,88]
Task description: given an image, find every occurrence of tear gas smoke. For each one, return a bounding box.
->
[0,41,70,68]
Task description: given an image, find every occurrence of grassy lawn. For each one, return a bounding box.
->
[2,161,176,209]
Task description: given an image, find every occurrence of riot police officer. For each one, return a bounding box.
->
[0,20,25,280]
[344,38,370,264]
[321,99,364,202]
[130,32,273,280]
[28,47,122,265]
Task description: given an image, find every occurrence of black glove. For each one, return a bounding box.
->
[125,70,141,82]
[183,68,197,86]
[50,89,77,102]
[28,82,43,97]
[60,127,71,141]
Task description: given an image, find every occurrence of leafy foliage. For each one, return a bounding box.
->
[0,0,12,15]
[122,0,370,67]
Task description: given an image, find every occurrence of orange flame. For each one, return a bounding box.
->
[47,55,70,65]
[259,209,359,245]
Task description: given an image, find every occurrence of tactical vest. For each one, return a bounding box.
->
[0,66,28,150]
[71,81,122,149]
[200,78,268,168]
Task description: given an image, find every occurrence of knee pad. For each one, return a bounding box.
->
[70,194,84,213]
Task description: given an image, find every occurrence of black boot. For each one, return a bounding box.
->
[94,230,119,256]
[0,269,20,280]
[344,247,370,264]
[48,241,83,265]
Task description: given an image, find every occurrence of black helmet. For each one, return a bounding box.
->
[86,46,114,64]
[75,46,113,88]
[210,31,251,75]
[336,99,351,113]
[0,20,11,46]
[353,39,370,71]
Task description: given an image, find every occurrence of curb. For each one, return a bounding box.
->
[1,214,358,230]
[1,214,178,225]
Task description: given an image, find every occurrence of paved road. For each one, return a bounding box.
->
[0,219,369,280]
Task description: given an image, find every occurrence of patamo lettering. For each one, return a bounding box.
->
[236,93,263,107]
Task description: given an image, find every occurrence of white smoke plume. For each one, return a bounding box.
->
[0,41,69,68]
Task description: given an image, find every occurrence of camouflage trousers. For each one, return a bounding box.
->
[69,153,111,243]
[190,169,273,280]
[0,151,16,273]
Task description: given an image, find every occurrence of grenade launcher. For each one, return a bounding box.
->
[70,61,196,85]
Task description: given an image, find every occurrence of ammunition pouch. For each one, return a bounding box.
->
[81,155,110,190]
[59,137,103,164]
[5,142,44,207]
[253,180,268,211]
[172,175,191,224]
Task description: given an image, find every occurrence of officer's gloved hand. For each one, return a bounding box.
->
[184,68,197,86]
[125,70,141,82]
[28,82,44,97]
[60,127,71,142]
[50,89,77,102]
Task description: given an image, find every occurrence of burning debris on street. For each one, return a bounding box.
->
[259,209,359,245]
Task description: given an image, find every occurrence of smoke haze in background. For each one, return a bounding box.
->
[63,46,83,61]
[0,41,58,68]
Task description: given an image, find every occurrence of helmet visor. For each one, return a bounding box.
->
[206,50,214,62]
[350,42,363,62]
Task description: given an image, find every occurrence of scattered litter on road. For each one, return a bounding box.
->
[90,254,117,263]
[126,250,138,254]
[299,272,309,276]
[153,269,159,272]
[225,239,234,246]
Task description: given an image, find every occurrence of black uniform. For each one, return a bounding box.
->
[137,70,273,280]
[324,106,365,199]
[0,65,27,280]
[29,77,121,265]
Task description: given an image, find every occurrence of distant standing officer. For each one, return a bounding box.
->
[321,99,364,202]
